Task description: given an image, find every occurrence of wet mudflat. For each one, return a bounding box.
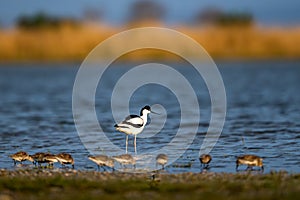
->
[0,169,300,200]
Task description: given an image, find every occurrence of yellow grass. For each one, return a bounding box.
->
[183,26,300,59]
[1,24,300,61]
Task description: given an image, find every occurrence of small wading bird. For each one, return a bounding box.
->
[9,151,34,165]
[43,154,58,167]
[156,154,168,169]
[31,152,58,167]
[199,154,212,169]
[31,152,45,166]
[236,155,264,171]
[88,155,114,171]
[112,154,136,169]
[55,153,74,169]
[114,105,158,154]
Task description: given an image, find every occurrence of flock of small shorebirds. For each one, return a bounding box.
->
[8,106,264,172]
[9,151,264,172]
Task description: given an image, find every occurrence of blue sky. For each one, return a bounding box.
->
[1,0,300,27]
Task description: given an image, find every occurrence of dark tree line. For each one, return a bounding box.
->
[17,12,78,29]
[16,1,254,28]
[196,7,253,26]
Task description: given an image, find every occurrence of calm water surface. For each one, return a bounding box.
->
[0,60,299,173]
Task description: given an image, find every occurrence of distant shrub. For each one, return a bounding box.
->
[128,0,165,22]
[216,12,253,26]
[197,8,254,26]
[17,12,78,29]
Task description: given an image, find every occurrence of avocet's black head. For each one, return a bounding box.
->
[140,105,151,116]
[144,105,151,111]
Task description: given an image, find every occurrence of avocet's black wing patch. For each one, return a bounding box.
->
[120,115,144,128]
[125,115,140,121]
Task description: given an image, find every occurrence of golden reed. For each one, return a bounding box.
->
[1,24,300,61]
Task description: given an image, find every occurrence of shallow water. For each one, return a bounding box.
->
[0,60,300,173]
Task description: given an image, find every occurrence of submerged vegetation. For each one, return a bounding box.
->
[0,170,299,200]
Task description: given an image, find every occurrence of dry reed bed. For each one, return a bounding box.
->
[1,25,300,61]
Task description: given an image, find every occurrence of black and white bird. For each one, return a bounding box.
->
[114,105,157,154]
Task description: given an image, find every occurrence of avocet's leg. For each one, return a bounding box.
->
[134,135,137,154]
[126,135,128,154]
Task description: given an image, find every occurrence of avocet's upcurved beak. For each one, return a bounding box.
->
[151,110,160,115]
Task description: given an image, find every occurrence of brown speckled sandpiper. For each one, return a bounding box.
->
[156,154,168,169]
[199,154,212,168]
[31,152,56,167]
[88,155,114,171]
[43,154,58,166]
[112,154,136,169]
[55,153,74,169]
[236,154,264,171]
[9,151,34,165]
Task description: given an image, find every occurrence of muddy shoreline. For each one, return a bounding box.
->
[0,169,299,200]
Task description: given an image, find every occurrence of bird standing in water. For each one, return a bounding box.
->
[55,153,74,169]
[236,154,264,171]
[112,154,136,169]
[114,105,157,154]
[88,155,114,171]
[9,151,34,165]
[199,154,212,169]
[156,154,168,169]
